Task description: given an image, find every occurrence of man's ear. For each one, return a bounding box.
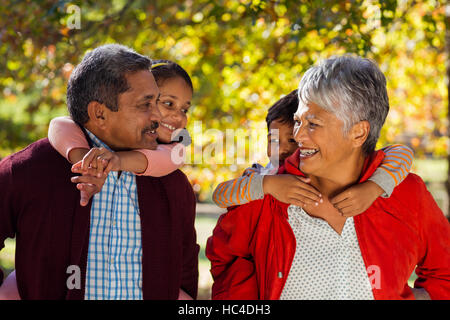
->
[350,120,370,148]
[86,101,108,129]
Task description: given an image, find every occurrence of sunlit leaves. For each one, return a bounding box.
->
[0,0,446,200]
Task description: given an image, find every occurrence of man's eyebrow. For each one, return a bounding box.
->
[137,94,159,102]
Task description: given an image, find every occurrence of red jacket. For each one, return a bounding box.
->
[0,138,199,299]
[206,149,450,300]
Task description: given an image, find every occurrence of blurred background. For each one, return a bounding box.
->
[0,0,448,299]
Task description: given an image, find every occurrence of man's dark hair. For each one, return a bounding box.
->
[265,89,299,130]
[151,59,193,92]
[67,44,152,125]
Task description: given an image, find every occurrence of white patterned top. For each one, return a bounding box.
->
[279,205,374,300]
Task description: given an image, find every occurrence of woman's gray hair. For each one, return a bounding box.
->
[297,56,389,155]
[67,44,152,125]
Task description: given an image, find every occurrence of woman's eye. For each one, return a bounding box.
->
[294,119,302,127]
[288,138,297,143]
[181,108,188,114]
[309,122,318,128]
[163,101,173,107]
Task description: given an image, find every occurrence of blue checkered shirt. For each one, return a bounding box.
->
[84,130,143,300]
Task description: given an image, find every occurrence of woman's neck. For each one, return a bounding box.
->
[308,152,366,198]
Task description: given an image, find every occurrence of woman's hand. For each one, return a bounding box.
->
[330,181,384,217]
[263,174,322,208]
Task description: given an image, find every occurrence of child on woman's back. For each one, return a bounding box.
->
[213,89,414,216]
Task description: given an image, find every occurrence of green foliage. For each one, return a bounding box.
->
[0,0,447,201]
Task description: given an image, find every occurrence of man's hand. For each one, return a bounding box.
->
[263,174,322,208]
[78,147,121,178]
[330,181,384,217]
[70,147,121,206]
[71,165,107,206]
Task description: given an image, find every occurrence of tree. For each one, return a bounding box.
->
[0,0,447,203]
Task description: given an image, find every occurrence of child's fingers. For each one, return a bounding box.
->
[71,161,83,173]
[330,190,351,205]
[297,176,311,184]
[333,198,354,211]
[292,187,322,203]
[82,150,98,171]
[71,174,103,185]
[341,209,362,217]
[289,191,320,207]
[294,177,320,196]
[95,156,105,177]
[103,160,113,175]
[104,160,114,175]
[339,206,364,217]
[81,166,99,177]
[288,198,305,208]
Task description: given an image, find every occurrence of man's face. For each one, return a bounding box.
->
[267,119,298,166]
[293,101,354,177]
[105,70,161,150]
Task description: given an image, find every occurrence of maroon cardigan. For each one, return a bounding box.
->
[0,138,199,300]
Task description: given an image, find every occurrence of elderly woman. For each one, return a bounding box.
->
[206,56,450,300]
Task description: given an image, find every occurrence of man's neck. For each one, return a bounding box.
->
[84,128,113,150]
[83,124,124,151]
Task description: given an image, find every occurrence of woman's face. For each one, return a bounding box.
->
[293,101,354,177]
[156,76,192,143]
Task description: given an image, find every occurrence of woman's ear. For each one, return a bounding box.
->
[350,120,370,148]
[86,101,108,129]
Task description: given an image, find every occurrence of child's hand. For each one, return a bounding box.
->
[78,147,121,177]
[263,174,322,208]
[71,165,107,206]
[330,181,384,217]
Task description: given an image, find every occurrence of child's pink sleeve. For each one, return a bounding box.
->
[48,116,90,160]
[135,143,185,177]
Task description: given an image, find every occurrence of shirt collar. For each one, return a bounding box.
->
[85,129,114,152]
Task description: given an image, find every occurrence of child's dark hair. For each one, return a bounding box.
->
[265,89,299,130]
[151,59,193,92]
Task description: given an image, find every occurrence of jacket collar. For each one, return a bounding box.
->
[281,148,386,183]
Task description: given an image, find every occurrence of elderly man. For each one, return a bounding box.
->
[206,56,450,300]
[0,44,199,299]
